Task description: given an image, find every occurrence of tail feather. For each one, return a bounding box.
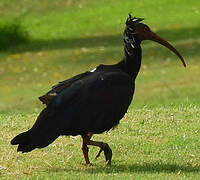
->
[11,108,60,153]
[11,131,35,153]
[11,130,59,153]
[11,132,28,145]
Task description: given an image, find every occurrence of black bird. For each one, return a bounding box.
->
[11,14,186,165]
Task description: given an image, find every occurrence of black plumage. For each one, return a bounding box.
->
[11,14,186,165]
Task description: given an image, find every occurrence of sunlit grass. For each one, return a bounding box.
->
[1,107,200,179]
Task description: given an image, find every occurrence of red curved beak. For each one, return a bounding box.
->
[145,31,186,67]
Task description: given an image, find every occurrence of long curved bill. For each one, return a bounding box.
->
[147,31,186,67]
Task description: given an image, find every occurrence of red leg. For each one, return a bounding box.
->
[81,133,93,165]
[81,132,112,165]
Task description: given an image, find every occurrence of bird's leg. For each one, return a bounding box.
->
[81,133,93,165]
[87,140,112,165]
[81,135,90,165]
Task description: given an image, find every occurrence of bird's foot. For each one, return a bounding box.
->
[95,142,112,165]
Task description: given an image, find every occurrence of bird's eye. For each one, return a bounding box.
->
[144,27,150,32]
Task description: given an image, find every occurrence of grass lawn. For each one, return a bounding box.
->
[0,0,200,179]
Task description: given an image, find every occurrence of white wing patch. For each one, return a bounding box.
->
[90,68,96,72]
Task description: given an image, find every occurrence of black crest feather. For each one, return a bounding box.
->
[126,13,144,26]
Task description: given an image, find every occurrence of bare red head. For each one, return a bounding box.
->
[125,14,186,67]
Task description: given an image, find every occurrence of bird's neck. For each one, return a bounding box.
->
[121,42,142,80]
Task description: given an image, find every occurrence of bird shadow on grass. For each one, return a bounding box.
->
[49,162,200,174]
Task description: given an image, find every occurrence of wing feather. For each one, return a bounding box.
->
[39,71,91,105]
[46,70,134,135]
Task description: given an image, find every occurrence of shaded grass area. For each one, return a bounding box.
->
[0,19,30,51]
[50,163,199,174]
[0,37,199,114]
[1,23,200,54]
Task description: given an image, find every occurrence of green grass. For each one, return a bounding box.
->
[0,0,200,179]
[1,107,200,179]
